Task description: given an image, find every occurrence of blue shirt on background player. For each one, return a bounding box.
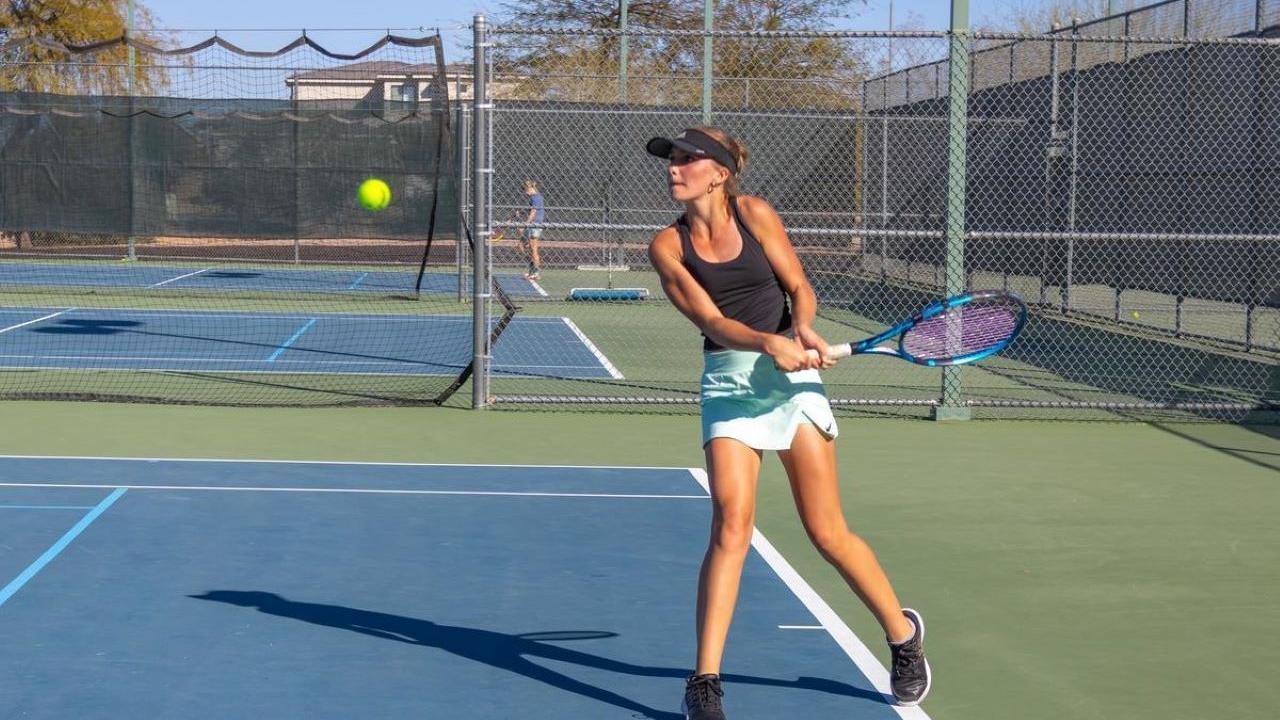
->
[528,188,545,226]
[521,180,544,279]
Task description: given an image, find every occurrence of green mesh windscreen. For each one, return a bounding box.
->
[0,94,456,242]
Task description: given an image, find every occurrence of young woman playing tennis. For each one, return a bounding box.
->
[644,127,931,719]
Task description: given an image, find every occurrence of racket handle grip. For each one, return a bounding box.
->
[804,344,853,363]
[826,343,853,360]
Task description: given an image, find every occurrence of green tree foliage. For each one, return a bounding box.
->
[0,0,166,94]
[492,0,869,109]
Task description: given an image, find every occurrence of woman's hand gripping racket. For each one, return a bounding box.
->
[808,290,1027,367]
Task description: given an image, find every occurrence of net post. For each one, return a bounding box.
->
[471,15,492,409]
[935,0,972,422]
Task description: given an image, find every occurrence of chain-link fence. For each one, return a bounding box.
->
[1,18,1275,419]
[0,30,468,406]
[469,21,1279,421]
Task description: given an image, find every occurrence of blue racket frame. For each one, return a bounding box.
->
[848,290,1028,367]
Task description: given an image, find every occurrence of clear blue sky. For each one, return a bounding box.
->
[138,0,1028,63]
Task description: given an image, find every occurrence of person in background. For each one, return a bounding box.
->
[521,180,545,280]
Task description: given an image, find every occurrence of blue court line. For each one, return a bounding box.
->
[266,318,317,362]
[347,272,370,290]
[0,488,127,608]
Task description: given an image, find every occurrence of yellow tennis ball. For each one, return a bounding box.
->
[358,178,391,211]
[1131,311,1141,320]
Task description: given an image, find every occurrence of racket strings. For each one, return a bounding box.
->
[902,301,1020,360]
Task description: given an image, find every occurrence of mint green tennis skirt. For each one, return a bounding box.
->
[700,349,839,450]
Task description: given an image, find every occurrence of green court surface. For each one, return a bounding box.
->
[1,402,1276,720]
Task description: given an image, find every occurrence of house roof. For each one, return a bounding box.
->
[289,61,473,83]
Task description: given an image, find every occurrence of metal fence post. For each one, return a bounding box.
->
[936,0,972,421]
[1066,22,1081,311]
[881,116,890,279]
[703,0,714,124]
[456,102,469,302]
[126,0,138,262]
[619,0,630,102]
[472,15,492,409]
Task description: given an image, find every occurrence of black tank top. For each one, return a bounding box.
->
[678,196,792,351]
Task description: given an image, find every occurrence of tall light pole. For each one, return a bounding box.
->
[619,0,629,102]
[887,0,894,73]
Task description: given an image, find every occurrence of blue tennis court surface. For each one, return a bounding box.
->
[0,457,927,720]
[0,308,620,378]
[0,260,547,297]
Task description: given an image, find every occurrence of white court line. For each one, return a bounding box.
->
[0,455,695,472]
[148,267,212,287]
[0,353,449,367]
[688,468,933,720]
[0,364,460,378]
[0,364,611,379]
[0,309,75,334]
[0,355,617,376]
[560,317,624,379]
[78,309,476,322]
[481,362,615,370]
[0,482,706,500]
[0,307,570,323]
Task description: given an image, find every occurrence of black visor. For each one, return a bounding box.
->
[645,129,738,175]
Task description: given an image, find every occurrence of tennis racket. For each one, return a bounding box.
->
[489,211,524,243]
[810,290,1027,367]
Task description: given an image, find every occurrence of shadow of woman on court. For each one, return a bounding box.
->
[190,590,890,718]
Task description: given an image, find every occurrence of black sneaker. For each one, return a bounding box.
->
[889,608,931,706]
[681,673,727,720]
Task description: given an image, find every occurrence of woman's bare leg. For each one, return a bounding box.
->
[777,425,913,642]
[695,438,762,674]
